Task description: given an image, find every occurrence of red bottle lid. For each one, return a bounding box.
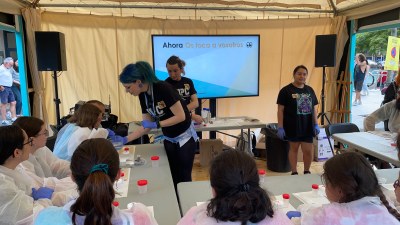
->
[124,147,129,151]
[137,179,148,186]
[258,169,266,175]
[112,201,119,207]
[151,156,160,160]
[282,193,290,199]
[120,172,125,177]
[312,184,319,190]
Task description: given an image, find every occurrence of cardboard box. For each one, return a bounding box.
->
[200,139,223,167]
[313,128,334,161]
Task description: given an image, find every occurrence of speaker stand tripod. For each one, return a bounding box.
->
[52,71,61,128]
[317,66,331,126]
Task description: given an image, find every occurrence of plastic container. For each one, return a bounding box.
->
[137,179,148,194]
[151,155,160,167]
[312,184,319,196]
[201,108,210,123]
[258,169,266,183]
[282,193,290,207]
[123,147,130,154]
[112,141,123,150]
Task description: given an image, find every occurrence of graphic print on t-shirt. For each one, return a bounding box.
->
[177,83,191,101]
[296,93,312,115]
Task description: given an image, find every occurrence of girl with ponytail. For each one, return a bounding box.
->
[178,150,292,225]
[301,152,400,225]
[35,138,158,225]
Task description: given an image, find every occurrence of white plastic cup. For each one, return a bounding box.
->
[312,184,319,196]
[282,193,290,207]
[151,155,160,167]
[258,169,266,183]
[112,141,123,150]
[137,180,148,194]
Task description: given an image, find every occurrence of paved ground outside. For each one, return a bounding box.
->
[350,88,385,131]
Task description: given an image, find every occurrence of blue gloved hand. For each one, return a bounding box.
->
[142,120,157,129]
[277,127,286,140]
[314,124,320,136]
[32,187,54,200]
[106,128,115,138]
[110,135,128,145]
[286,211,301,219]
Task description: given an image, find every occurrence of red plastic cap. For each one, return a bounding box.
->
[137,179,148,186]
[112,201,119,207]
[120,172,125,177]
[282,193,290,199]
[312,184,319,189]
[258,169,266,175]
[151,156,160,160]
[124,147,129,151]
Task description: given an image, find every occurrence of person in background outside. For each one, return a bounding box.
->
[300,152,400,224]
[165,55,203,124]
[0,57,17,124]
[11,58,22,116]
[53,103,108,161]
[276,65,319,175]
[353,53,368,106]
[0,125,54,225]
[119,61,198,189]
[361,59,371,96]
[178,150,293,225]
[34,138,158,225]
[364,90,400,133]
[382,67,400,131]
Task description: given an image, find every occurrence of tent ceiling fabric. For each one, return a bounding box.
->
[19,0,383,19]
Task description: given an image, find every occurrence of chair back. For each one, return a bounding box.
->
[325,123,360,137]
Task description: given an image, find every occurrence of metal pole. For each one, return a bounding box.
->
[53,71,61,128]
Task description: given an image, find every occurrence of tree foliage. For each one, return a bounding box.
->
[356,29,399,58]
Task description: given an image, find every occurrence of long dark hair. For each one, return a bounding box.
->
[0,125,25,165]
[207,150,273,225]
[70,138,119,225]
[323,152,400,220]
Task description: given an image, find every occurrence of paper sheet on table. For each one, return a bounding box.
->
[293,191,329,206]
[381,183,395,191]
[114,168,130,198]
[272,195,296,214]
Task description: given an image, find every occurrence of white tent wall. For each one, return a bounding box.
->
[39,12,345,135]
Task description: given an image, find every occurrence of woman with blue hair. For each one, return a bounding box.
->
[119,61,198,189]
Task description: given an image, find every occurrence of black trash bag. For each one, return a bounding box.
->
[265,123,291,172]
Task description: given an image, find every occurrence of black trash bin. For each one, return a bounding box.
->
[264,123,291,172]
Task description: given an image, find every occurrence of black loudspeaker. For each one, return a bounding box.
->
[35,32,67,71]
[315,34,336,67]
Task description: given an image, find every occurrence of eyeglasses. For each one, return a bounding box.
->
[393,179,400,189]
[23,137,34,147]
[36,129,49,137]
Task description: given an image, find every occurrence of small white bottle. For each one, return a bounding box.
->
[282,193,290,207]
[312,184,319,196]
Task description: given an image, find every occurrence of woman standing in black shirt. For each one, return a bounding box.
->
[119,61,198,188]
[276,65,319,175]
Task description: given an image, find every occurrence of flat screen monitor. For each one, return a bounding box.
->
[151,35,260,99]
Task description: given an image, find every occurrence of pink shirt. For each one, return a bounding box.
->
[178,202,293,225]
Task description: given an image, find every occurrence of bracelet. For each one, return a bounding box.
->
[156,119,161,128]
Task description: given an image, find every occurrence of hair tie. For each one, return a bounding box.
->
[239,183,250,192]
[90,164,109,175]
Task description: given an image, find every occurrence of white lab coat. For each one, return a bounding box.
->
[364,100,400,132]
[53,124,108,161]
[0,165,52,225]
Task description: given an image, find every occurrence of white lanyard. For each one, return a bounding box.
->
[144,85,157,118]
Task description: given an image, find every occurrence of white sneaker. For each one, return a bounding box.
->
[353,101,358,106]
[358,101,362,105]
[1,120,9,125]
[6,111,11,120]
[11,117,17,122]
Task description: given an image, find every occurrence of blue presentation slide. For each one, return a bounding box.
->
[152,35,260,99]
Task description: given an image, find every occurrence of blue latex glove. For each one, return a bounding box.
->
[106,128,115,138]
[314,124,320,136]
[286,211,301,219]
[142,120,157,129]
[32,187,54,200]
[277,127,286,140]
[110,135,128,145]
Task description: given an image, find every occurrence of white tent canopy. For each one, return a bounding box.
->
[4,0,400,20]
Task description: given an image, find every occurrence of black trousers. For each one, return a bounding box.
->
[163,137,196,189]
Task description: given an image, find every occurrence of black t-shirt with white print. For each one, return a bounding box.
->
[276,83,318,139]
[139,81,191,138]
[165,77,197,106]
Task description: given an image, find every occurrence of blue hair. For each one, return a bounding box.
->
[119,61,159,85]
